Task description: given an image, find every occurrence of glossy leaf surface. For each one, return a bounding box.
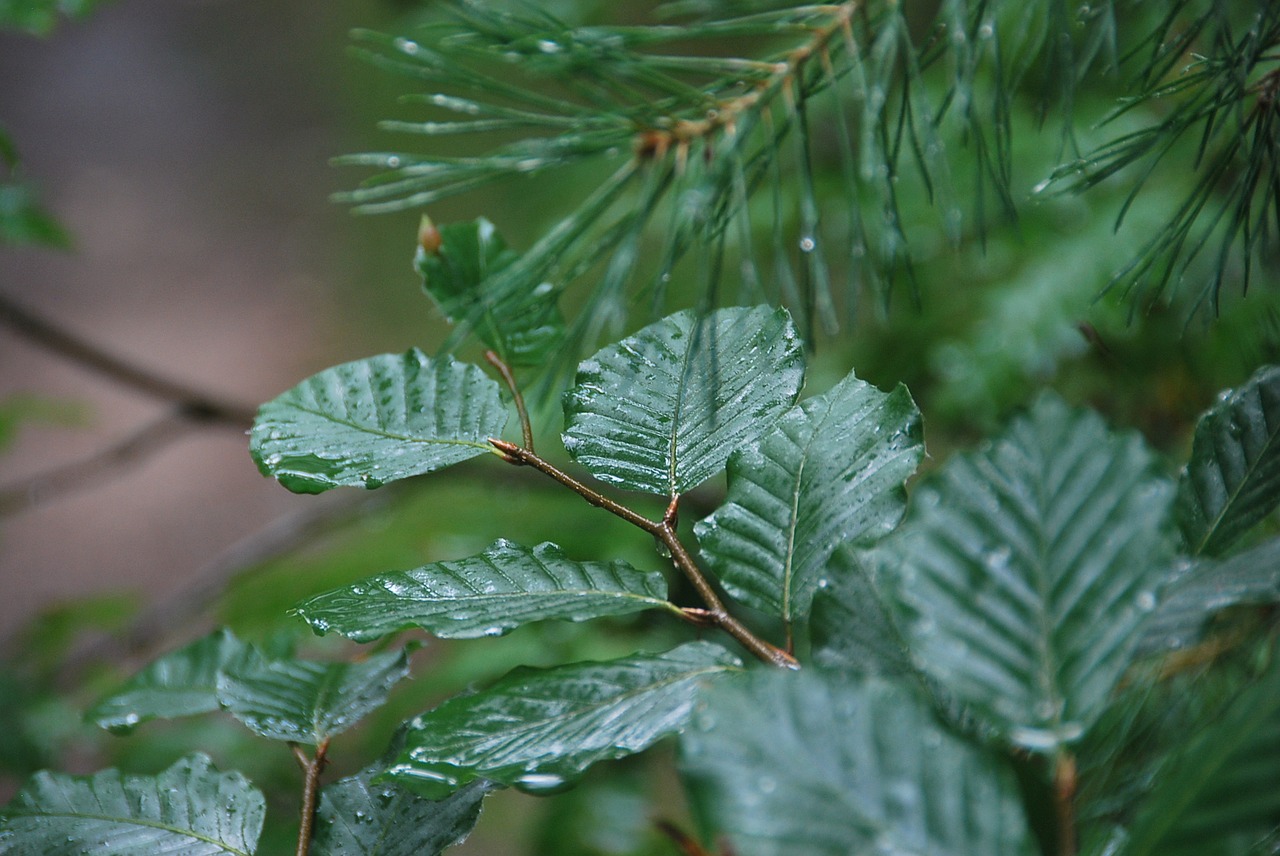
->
[883,394,1175,751]
[87,628,252,734]
[809,546,915,679]
[313,769,489,856]
[1139,537,1280,653]
[250,350,506,494]
[416,217,564,366]
[1121,658,1280,856]
[0,754,263,856]
[562,306,804,495]
[1177,364,1280,556]
[389,642,741,799]
[696,371,923,626]
[295,539,678,642]
[680,670,1033,856]
[217,648,411,744]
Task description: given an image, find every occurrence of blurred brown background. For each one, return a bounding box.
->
[0,0,431,639]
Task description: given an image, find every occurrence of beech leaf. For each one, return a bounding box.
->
[562,306,804,495]
[695,371,923,626]
[295,539,678,642]
[882,393,1175,752]
[0,754,263,856]
[388,642,741,799]
[250,350,507,494]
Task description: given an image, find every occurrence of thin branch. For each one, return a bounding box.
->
[292,739,330,856]
[0,411,192,517]
[0,291,256,426]
[489,438,798,669]
[484,350,534,451]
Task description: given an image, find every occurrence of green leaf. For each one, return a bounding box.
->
[1121,658,1280,856]
[388,642,741,799]
[250,349,507,494]
[217,648,411,744]
[295,539,679,642]
[1140,537,1280,653]
[882,393,1176,752]
[0,754,263,856]
[0,182,70,248]
[313,770,490,856]
[0,0,104,35]
[87,628,252,734]
[415,216,565,366]
[679,669,1033,856]
[562,306,805,495]
[809,546,916,679]
[1177,364,1280,556]
[695,371,923,627]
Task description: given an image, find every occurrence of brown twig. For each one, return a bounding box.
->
[0,291,256,426]
[633,2,858,163]
[484,349,534,451]
[655,820,713,856]
[292,738,330,856]
[489,438,798,670]
[1054,752,1078,856]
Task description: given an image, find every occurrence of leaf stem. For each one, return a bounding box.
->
[489,439,798,669]
[292,738,330,856]
[1054,751,1078,856]
[484,350,534,451]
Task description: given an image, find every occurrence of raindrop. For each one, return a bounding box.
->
[536,39,562,54]
[386,156,401,168]
[984,545,1012,571]
[798,235,816,253]
[1032,177,1053,194]
[1135,590,1156,611]
[516,772,569,794]
[758,776,777,794]
[978,23,994,38]
[394,38,420,55]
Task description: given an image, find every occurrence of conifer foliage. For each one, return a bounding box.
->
[4,2,1280,855]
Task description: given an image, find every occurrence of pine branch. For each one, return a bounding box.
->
[1045,3,1280,313]
[337,0,1212,368]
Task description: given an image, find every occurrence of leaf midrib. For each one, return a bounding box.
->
[4,810,253,856]
[1194,392,1280,555]
[281,401,493,450]
[419,661,740,767]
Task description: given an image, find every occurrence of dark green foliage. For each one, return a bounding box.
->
[696,370,923,629]
[216,647,412,745]
[681,669,1034,856]
[415,217,565,366]
[9,2,1280,853]
[0,754,264,855]
[312,770,490,856]
[1178,364,1280,556]
[562,305,804,495]
[250,350,507,493]
[295,539,679,642]
[386,642,741,799]
[882,394,1176,752]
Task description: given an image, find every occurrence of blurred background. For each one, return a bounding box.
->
[2,1,1279,853]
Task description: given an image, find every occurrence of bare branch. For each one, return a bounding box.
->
[0,291,256,426]
[0,411,193,517]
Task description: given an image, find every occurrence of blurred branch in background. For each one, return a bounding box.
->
[0,292,256,516]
